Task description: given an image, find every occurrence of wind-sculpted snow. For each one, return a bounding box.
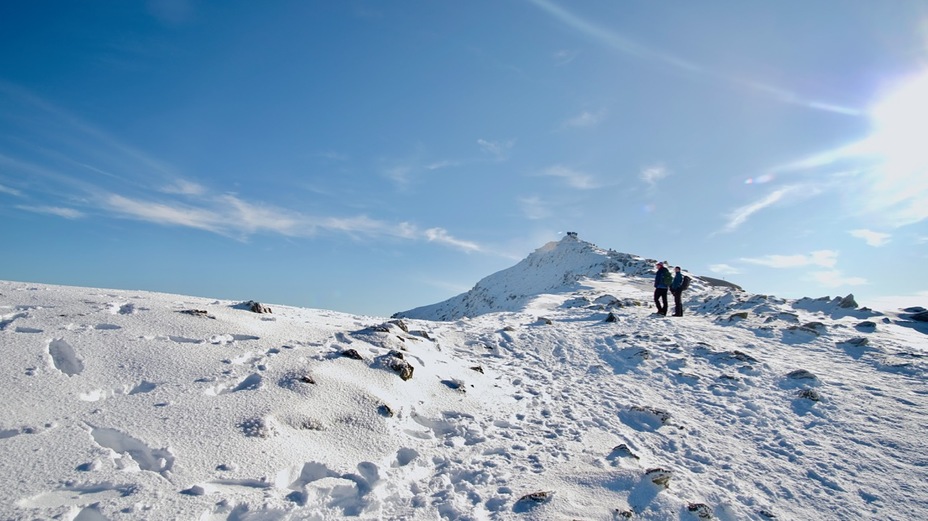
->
[0,247,927,520]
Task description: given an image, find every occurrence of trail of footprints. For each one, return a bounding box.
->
[8,298,894,519]
[7,298,298,518]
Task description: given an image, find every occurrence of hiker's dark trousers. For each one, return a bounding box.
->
[671,290,683,316]
[654,288,668,316]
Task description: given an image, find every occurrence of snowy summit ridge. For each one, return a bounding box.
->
[395,234,658,320]
[1,233,927,520]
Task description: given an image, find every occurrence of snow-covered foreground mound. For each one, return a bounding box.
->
[2,254,927,519]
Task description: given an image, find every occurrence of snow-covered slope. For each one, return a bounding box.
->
[394,234,663,320]
[2,240,927,520]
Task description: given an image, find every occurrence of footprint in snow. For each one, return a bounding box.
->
[0,311,28,331]
[47,338,84,376]
[94,323,121,330]
[18,482,138,510]
[15,327,43,333]
[233,373,263,392]
[128,381,157,395]
[88,426,174,476]
[108,302,138,315]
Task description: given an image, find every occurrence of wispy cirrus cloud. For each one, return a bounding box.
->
[849,229,891,247]
[0,183,22,197]
[425,227,482,253]
[810,270,868,288]
[102,192,485,252]
[525,0,859,116]
[16,205,84,219]
[477,139,515,161]
[762,72,928,229]
[0,81,183,190]
[161,179,206,196]
[539,165,597,189]
[640,165,669,188]
[740,250,838,269]
[719,185,809,233]
[425,160,462,171]
[104,194,229,235]
[564,109,605,128]
[383,163,415,187]
[1,82,487,254]
[380,146,465,188]
[709,263,741,276]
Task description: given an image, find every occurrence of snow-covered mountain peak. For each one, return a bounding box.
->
[395,234,663,320]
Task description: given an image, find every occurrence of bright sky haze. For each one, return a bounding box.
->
[2,1,927,316]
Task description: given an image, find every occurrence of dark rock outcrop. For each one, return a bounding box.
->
[645,467,673,488]
[517,491,553,504]
[179,309,214,319]
[838,294,858,309]
[798,388,821,402]
[244,301,272,314]
[376,351,414,381]
[687,503,713,519]
[341,349,363,360]
[786,369,817,381]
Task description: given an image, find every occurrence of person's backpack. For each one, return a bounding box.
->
[662,270,673,287]
[680,275,691,291]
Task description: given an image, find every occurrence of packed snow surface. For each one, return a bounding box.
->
[1,237,926,520]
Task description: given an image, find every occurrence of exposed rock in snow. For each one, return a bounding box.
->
[242,300,273,314]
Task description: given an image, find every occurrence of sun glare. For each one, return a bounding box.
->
[868,71,928,175]
[842,70,928,224]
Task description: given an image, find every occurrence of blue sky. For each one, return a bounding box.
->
[2,0,927,316]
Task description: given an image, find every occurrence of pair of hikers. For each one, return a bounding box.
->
[653,262,689,316]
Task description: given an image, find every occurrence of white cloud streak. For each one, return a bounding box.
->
[0,82,487,254]
[849,229,891,247]
[101,192,485,253]
[709,264,741,276]
[0,183,22,197]
[424,227,482,253]
[740,250,838,269]
[16,205,85,219]
[810,270,868,288]
[564,110,605,128]
[104,194,228,235]
[540,165,597,189]
[640,165,669,187]
[477,139,514,161]
[161,179,206,196]
[525,0,859,115]
[720,185,803,233]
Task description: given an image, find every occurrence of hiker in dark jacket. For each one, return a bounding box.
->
[670,266,684,316]
[653,262,670,316]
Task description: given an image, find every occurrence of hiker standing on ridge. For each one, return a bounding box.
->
[653,262,671,316]
[670,266,684,317]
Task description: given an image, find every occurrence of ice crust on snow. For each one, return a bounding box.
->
[1,236,927,520]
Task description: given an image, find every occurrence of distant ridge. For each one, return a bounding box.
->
[394,234,689,321]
